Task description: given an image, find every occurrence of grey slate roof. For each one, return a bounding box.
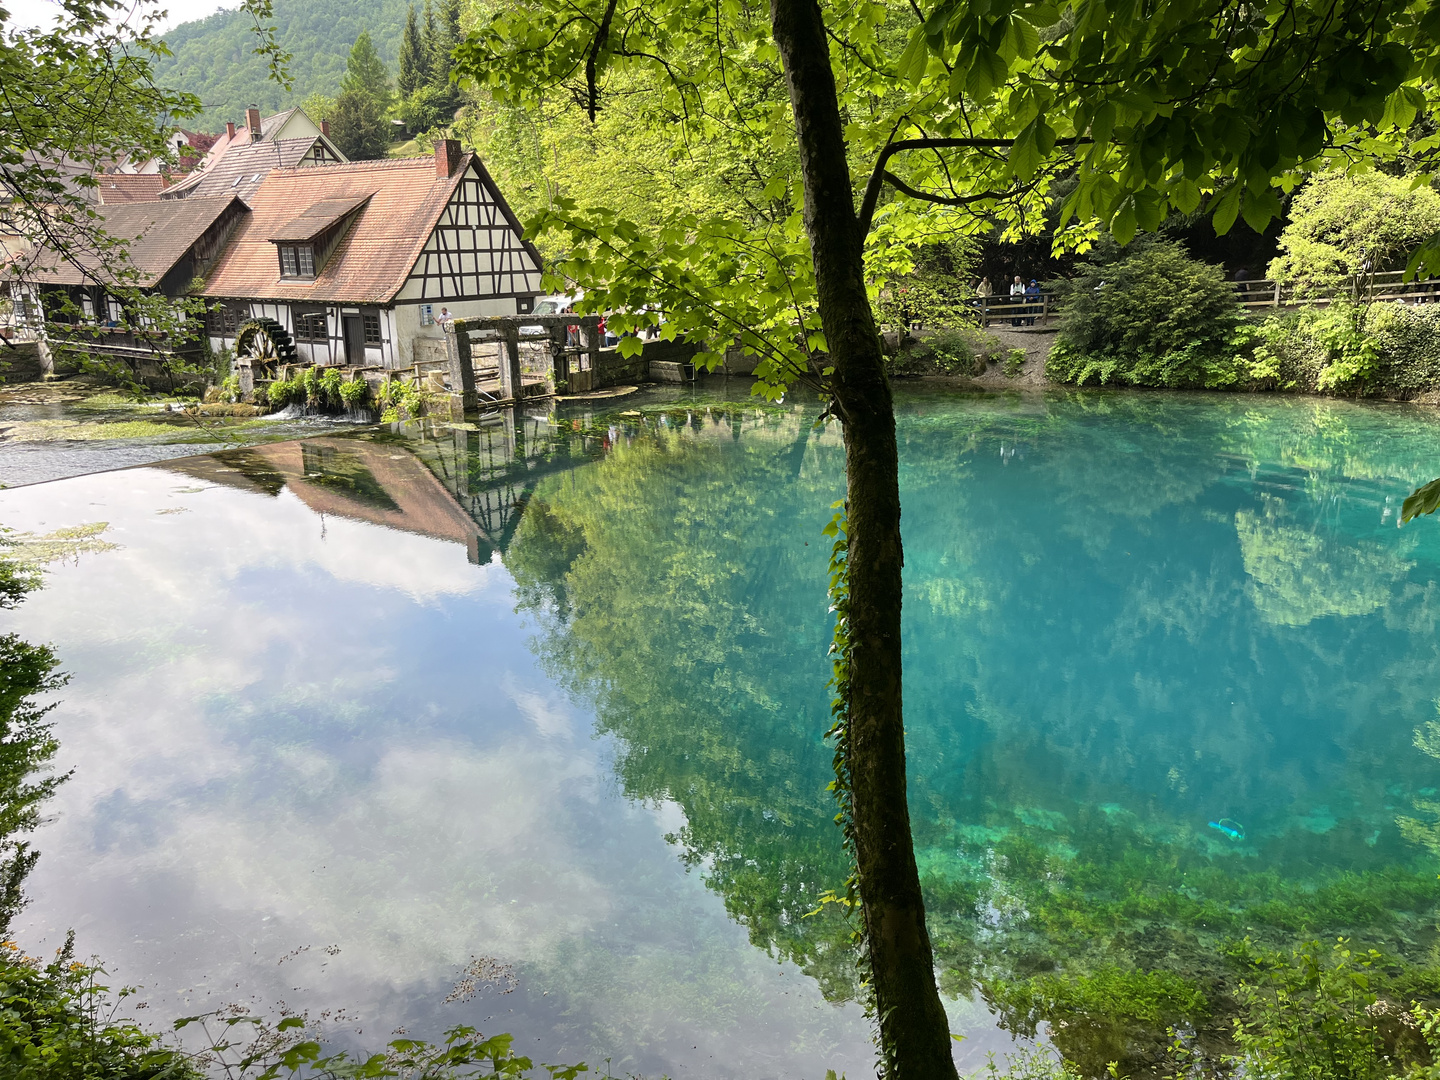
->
[160,138,321,202]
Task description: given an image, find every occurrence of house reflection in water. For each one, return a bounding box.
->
[168,407,591,565]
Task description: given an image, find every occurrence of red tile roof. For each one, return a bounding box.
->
[95,174,168,204]
[201,154,474,305]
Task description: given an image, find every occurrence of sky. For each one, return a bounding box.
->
[3,0,230,32]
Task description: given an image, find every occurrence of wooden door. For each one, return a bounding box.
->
[342,314,365,365]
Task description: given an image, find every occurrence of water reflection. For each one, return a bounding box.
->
[2,389,1440,1078]
[504,390,1440,1076]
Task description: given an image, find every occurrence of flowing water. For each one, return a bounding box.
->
[2,386,1440,1078]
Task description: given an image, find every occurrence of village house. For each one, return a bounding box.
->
[12,136,542,375]
[200,140,542,369]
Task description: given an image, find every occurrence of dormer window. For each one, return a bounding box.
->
[279,244,315,279]
[269,193,372,284]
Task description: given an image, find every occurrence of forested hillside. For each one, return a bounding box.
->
[152,0,407,128]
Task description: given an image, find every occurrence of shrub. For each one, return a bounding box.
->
[1003,348,1026,378]
[0,938,195,1079]
[266,377,300,408]
[1250,300,1440,397]
[1048,242,1244,388]
[889,325,999,376]
[338,376,369,409]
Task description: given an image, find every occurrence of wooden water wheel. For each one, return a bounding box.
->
[234,317,296,379]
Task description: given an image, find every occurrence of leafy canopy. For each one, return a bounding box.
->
[454,0,1440,400]
[1269,172,1440,295]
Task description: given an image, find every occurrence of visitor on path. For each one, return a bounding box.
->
[1010,275,1025,326]
[975,277,993,325]
[1025,279,1041,325]
[1232,267,1249,297]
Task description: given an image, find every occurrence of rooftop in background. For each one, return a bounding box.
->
[96,175,170,204]
[162,137,341,202]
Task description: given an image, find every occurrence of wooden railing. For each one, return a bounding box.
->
[1233,270,1440,309]
[970,294,1055,327]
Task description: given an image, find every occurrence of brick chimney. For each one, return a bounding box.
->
[320,118,331,138]
[435,139,463,179]
[246,105,262,140]
[225,120,236,140]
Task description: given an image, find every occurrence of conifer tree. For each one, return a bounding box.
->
[421,0,437,81]
[397,5,427,97]
[340,30,392,112]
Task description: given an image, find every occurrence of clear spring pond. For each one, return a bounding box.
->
[3,386,1440,1078]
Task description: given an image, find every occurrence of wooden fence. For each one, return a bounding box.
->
[1233,269,1440,309]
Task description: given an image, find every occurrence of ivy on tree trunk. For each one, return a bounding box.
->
[769,0,960,1073]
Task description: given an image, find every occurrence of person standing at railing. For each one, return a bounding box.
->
[1024,279,1041,325]
[1232,266,1249,297]
[1010,275,1025,326]
[975,277,993,326]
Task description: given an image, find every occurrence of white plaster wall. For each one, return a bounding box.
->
[396,297,517,368]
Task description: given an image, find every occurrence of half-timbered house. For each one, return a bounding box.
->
[200,140,542,368]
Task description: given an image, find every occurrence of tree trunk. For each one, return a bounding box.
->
[767,1,960,1077]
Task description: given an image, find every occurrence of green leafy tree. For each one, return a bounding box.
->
[340,30,392,112]
[149,0,409,124]
[458,1,1440,1073]
[1269,172,1440,296]
[397,3,428,96]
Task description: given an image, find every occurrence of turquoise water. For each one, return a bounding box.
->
[2,387,1440,1077]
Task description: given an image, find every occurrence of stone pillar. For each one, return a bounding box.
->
[235,357,254,402]
[500,323,522,402]
[444,320,477,410]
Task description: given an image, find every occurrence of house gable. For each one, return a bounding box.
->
[394,159,542,303]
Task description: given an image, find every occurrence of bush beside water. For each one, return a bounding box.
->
[1045,241,1440,399]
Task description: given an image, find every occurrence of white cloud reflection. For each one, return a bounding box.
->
[0,462,887,1078]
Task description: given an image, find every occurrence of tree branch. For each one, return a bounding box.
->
[585,0,621,121]
[857,136,1088,234]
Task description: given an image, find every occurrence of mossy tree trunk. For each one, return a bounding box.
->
[768,0,959,1076]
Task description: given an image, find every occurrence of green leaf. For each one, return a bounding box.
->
[1018,0,1061,27]
[1240,188,1281,234]
[1111,195,1137,245]
[1401,477,1440,523]
[1010,16,1039,59]
[1211,184,1241,235]
[1010,119,1042,179]
[1090,101,1116,145]
[898,27,930,84]
[966,46,1007,97]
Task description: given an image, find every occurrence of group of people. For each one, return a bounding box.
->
[974,274,1043,326]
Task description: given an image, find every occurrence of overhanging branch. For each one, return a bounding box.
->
[857,135,1088,235]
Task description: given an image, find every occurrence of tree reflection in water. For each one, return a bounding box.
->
[505,391,1440,1077]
